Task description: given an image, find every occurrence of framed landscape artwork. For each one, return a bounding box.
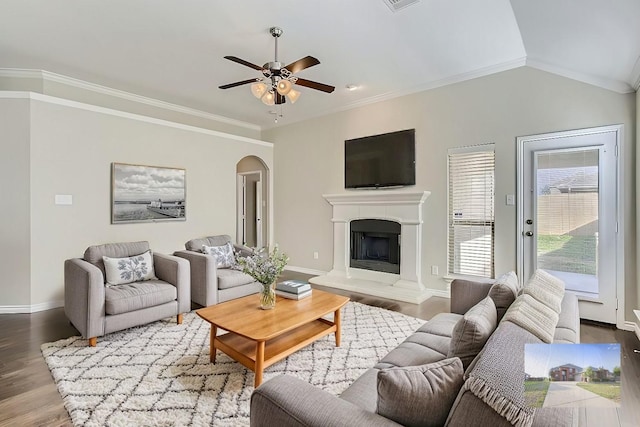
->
[111,163,186,224]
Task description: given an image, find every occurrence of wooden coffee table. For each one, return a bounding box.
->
[196,289,349,387]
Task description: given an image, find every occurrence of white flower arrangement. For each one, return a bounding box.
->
[237,245,290,286]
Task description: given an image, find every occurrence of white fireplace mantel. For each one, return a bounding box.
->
[310,190,432,304]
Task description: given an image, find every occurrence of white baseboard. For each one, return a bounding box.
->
[284,265,328,277]
[428,288,451,299]
[623,321,640,342]
[0,300,64,314]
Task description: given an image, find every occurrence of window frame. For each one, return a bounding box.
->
[446,144,496,279]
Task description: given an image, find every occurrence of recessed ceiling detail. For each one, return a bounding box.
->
[0,1,637,128]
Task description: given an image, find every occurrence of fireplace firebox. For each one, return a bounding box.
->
[350,219,401,274]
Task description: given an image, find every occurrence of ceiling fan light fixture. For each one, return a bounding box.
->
[276,79,292,95]
[287,89,301,104]
[251,82,268,98]
[262,90,276,106]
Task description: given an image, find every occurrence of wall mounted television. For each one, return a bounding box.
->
[345,129,416,189]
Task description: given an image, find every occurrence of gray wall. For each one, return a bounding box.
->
[0,99,31,306]
[1,95,273,309]
[263,66,638,323]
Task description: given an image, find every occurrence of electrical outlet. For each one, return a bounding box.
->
[431,265,438,275]
[313,251,319,260]
[506,194,515,206]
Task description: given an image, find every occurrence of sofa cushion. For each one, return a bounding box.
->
[418,313,462,337]
[488,271,519,321]
[185,235,231,252]
[84,241,150,281]
[502,294,559,343]
[522,269,565,313]
[377,357,464,427]
[216,269,256,290]
[103,250,156,286]
[554,292,580,343]
[375,341,448,369]
[448,296,497,369]
[105,280,177,315]
[338,368,379,413]
[202,242,236,269]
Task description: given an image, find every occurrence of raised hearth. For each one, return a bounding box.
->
[310,191,431,304]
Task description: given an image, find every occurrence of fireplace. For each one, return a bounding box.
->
[350,219,400,274]
[310,191,432,304]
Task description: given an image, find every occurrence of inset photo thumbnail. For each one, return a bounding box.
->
[524,343,620,408]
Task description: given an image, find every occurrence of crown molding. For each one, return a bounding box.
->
[262,57,527,130]
[0,68,261,131]
[525,59,635,94]
[0,91,273,148]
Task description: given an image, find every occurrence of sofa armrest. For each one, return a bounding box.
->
[174,250,219,306]
[450,279,494,315]
[154,253,190,313]
[64,258,105,339]
[251,375,401,427]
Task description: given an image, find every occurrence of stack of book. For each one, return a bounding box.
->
[275,280,312,300]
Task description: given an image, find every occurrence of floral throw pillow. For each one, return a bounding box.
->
[202,242,237,269]
[103,250,157,286]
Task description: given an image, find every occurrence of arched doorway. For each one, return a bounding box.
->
[236,156,269,249]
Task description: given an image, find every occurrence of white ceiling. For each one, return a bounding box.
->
[0,0,638,129]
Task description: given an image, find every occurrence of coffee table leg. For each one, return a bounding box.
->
[335,308,342,347]
[254,340,265,387]
[210,325,217,363]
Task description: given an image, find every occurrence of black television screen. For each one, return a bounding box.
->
[345,129,416,189]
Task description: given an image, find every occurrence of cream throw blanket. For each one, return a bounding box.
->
[502,294,559,343]
[522,269,565,313]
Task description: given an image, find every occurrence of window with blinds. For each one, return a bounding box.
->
[448,145,495,278]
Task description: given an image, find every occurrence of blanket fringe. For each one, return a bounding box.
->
[464,377,533,427]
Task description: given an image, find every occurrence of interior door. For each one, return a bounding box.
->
[256,180,263,248]
[520,128,619,324]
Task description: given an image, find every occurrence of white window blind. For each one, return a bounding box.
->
[448,146,495,278]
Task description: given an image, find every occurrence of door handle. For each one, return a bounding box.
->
[524,231,534,237]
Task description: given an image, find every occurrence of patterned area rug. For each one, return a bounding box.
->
[42,301,424,426]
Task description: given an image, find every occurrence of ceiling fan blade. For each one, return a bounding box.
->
[275,92,286,105]
[223,56,264,71]
[294,78,335,93]
[285,56,320,74]
[218,78,259,89]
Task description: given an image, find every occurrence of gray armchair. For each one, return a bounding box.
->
[174,235,260,307]
[64,241,190,346]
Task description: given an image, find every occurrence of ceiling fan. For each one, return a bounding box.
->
[218,26,335,106]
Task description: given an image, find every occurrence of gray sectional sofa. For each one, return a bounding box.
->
[250,273,580,427]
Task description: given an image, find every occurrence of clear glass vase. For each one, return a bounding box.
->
[260,282,276,310]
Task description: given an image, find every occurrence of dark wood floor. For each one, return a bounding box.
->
[1,271,639,426]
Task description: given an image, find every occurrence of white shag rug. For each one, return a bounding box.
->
[42,301,425,426]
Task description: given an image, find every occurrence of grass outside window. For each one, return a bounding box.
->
[524,380,551,408]
[576,382,621,403]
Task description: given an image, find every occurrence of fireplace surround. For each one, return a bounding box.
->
[310,191,431,303]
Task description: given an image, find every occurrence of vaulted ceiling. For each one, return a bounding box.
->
[1,0,638,129]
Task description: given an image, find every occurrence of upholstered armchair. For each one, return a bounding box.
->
[64,241,190,346]
[174,235,260,307]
